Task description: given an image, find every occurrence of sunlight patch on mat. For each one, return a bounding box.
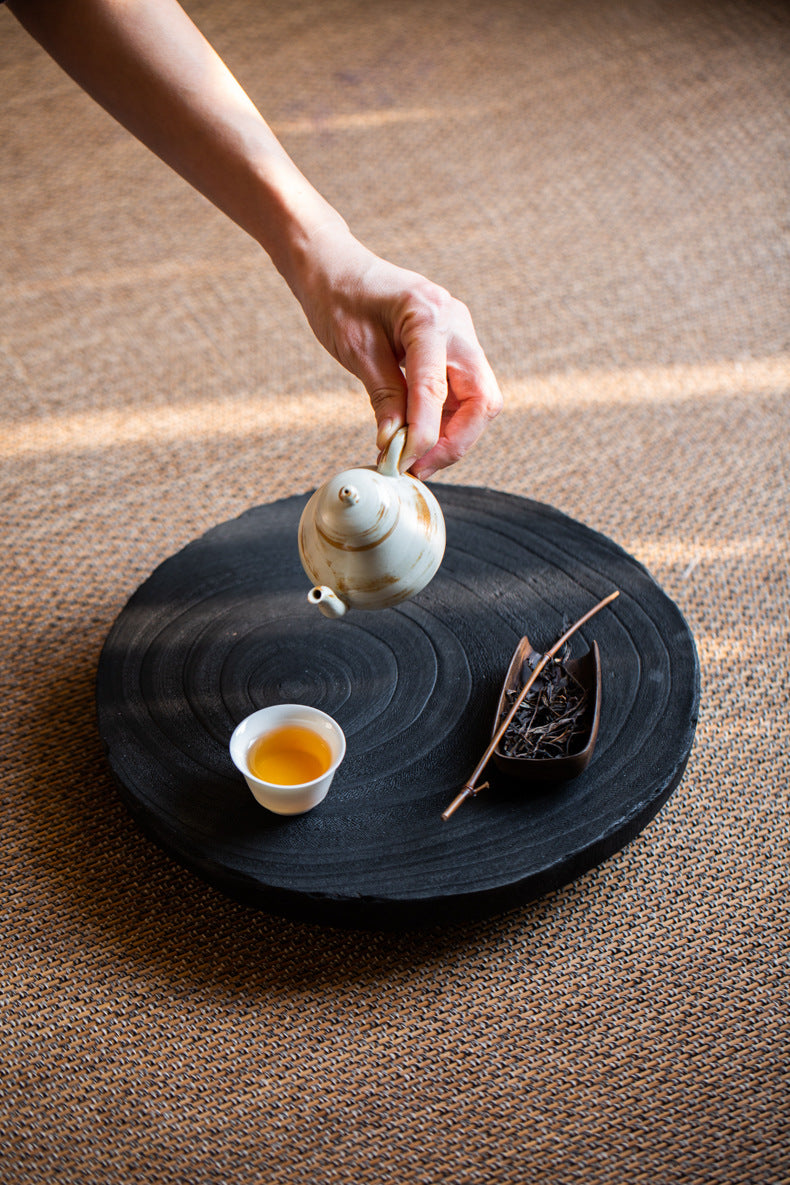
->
[0,390,367,458]
[2,354,787,459]
[504,355,790,410]
[624,537,782,573]
[270,103,506,136]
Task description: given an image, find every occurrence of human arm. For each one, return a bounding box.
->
[7,0,502,477]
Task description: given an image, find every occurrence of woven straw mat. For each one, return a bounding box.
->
[1,1,788,1182]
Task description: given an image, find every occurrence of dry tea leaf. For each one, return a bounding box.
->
[499,650,589,760]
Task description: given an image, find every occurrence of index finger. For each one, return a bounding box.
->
[401,334,448,470]
[410,338,503,479]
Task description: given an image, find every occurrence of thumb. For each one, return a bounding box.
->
[352,344,409,451]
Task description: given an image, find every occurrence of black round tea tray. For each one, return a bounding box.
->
[96,486,699,929]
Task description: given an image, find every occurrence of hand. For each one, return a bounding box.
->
[7,0,502,480]
[291,223,503,480]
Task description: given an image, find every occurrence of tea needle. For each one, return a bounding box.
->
[441,589,620,820]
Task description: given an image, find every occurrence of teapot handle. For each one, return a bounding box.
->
[377,426,409,477]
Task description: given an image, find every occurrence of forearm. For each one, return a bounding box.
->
[9,0,502,475]
[7,0,346,291]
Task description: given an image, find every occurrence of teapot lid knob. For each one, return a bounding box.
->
[338,485,360,506]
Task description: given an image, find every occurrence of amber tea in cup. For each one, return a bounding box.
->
[230,704,346,815]
[247,724,332,786]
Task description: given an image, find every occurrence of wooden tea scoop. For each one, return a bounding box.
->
[490,634,600,778]
[442,590,620,820]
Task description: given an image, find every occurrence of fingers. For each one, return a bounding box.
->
[305,248,501,477]
[362,308,502,479]
[370,374,408,454]
[403,318,503,481]
[410,382,497,479]
[349,330,409,452]
[401,333,448,471]
[352,287,450,464]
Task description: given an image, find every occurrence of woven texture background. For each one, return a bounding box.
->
[1,1,788,1181]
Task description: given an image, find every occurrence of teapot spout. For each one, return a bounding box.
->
[308,586,349,619]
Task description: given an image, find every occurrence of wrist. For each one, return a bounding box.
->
[246,156,351,300]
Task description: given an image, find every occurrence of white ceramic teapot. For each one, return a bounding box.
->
[298,427,446,618]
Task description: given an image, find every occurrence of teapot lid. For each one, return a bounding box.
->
[312,428,409,547]
[313,469,397,546]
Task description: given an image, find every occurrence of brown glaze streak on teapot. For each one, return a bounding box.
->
[297,427,446,618]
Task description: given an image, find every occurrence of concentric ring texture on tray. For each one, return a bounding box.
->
[96,485,699,927]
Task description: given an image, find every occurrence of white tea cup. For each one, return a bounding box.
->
[229,704,346,815]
